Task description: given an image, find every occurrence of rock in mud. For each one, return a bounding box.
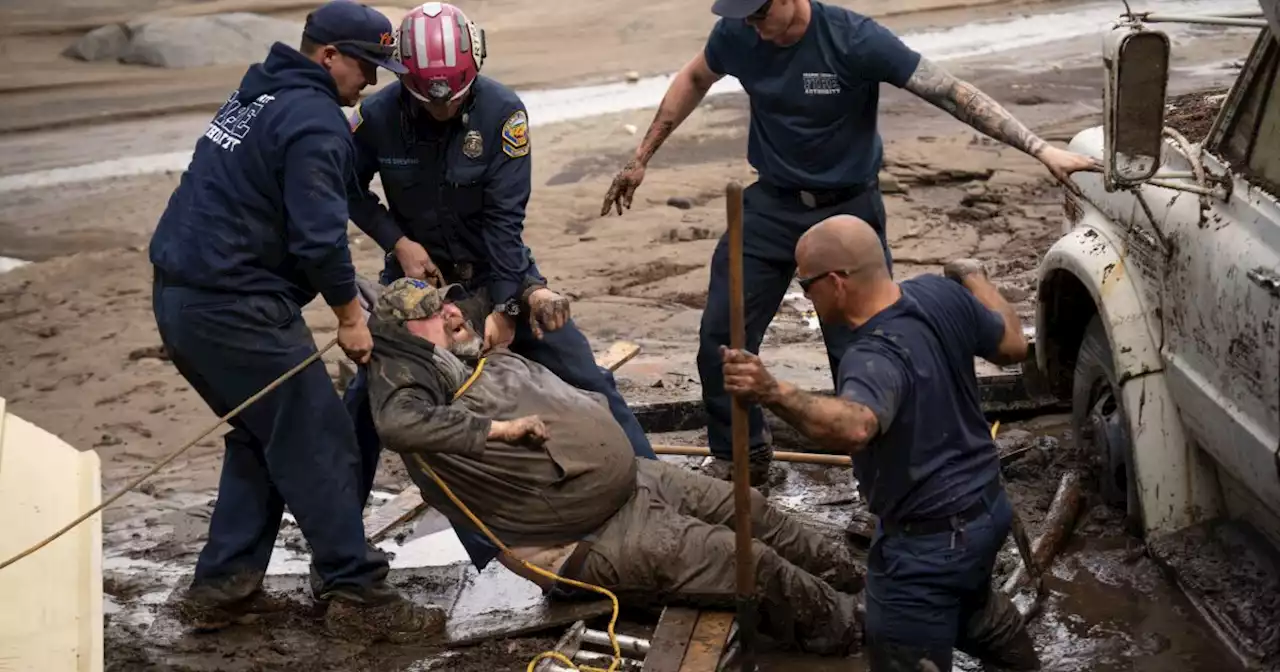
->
[120,14,301,69]
[64,23,130,62]
[879,172,908,194]
[666,196,694,210]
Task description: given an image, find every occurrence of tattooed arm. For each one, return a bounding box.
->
[764,382,881,454]
[903,57,1047,157]
[902,57,1100,185]
[601,52,723,216]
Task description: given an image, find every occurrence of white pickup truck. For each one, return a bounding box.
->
[1032,2,1280,665]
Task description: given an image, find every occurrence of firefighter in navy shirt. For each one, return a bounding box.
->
[723,215,1041,670]
[149,0,444,642]
[602,0,1098,486]
[342,2,657,536]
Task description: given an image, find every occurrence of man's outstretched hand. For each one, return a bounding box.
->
[489,415,549,447]
[600,159,646,216]
[527,288,571,339]
[1034,145,1101,197]
[721,346,781,405]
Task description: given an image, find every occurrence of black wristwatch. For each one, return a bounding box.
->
[493,299,522,317]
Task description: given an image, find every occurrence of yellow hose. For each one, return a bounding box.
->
[413,357,623,672]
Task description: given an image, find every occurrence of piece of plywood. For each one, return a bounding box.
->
[0,396,104,672]
[642,607,700,672]
[678,611,735,672]
[597,341,641,372]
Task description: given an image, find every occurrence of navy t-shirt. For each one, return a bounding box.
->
[837,275,1006,524]
[703,1,921,190]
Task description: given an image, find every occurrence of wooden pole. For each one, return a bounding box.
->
[653,444,852,468]
[725,180,757,668]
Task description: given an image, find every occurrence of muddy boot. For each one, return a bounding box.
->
[322,585,447,644]
[176,573,289,632]
[310,541,392,603]
[957,588,1041,670]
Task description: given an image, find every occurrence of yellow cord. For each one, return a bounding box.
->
[411,357,623,672]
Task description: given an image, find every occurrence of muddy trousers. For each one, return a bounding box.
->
[570,460,864,656]
[152,279,388,596]
[697,181,891,461]
[865,489,1040,671]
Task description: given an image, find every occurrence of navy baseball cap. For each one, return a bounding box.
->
[711,0,770,19]
[304,0,408,74]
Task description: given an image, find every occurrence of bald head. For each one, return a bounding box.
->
[796,215,890,283]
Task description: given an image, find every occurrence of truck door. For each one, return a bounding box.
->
[1162,31,1280,525]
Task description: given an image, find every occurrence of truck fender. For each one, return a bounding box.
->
[1036,211,1222,536]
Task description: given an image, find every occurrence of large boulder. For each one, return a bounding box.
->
[61,23,130,62]
[64,13,302,68]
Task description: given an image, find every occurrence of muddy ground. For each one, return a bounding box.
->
[0,0,1266,669]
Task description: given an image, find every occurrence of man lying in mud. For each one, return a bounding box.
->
[361,276,867,655]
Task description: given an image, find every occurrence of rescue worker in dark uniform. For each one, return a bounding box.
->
[342,2,657,530]
[149,0,444,642]
[722,215,1040,670]
[602,0,1098,486]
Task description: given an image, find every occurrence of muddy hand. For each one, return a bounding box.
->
[338,320,373,365]
[943,258,987,284]
[393,237,443,287]
[721,346,778,404]
[527,287,571,339]
[600,159,646,216]
[1034,145,1101,198]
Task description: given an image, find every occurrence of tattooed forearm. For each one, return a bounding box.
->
[765,382,879,454]
[904,57,1048,158]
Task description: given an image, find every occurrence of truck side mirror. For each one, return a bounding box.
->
[1102,26,1171,188]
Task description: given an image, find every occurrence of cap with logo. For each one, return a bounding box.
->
[304,0,409,75]
[710,0,770,19]
[375,277,468,323]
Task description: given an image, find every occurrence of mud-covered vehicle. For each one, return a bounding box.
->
[1033,3,1280,665]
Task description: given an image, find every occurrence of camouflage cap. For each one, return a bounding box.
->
[374,277,468,323]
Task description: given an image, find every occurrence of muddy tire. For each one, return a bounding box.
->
[1071,315,1143,536]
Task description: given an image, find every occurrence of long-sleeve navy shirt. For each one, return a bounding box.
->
[150,42,358,308]
[346,77,541,306]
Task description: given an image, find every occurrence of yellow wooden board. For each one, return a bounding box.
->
[0,396,104,672]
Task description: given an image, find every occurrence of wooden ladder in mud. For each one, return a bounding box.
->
[535,607,741,672]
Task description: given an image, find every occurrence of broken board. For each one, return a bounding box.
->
[643,608,735,672]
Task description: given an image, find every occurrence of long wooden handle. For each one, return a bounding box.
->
[725,180,757,664]
[653,444,852,467]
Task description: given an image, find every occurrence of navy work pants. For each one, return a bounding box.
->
[865,488,1040,670]
[152,278,387,595]
[698,181,891,461]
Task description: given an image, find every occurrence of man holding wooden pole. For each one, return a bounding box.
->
[722,215,1041,670]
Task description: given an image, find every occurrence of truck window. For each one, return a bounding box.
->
[1214,33,1279,195]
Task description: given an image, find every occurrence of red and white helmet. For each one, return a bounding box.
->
[396,2,486,104]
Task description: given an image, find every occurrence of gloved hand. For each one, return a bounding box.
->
[354,274,382,315]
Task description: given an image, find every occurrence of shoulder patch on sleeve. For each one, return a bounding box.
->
[348,102,364,132]
[501,109,529,158]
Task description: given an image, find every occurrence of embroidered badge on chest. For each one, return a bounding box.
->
[462,130,484,159]
[501,109,529,158]
[347,102,364,132]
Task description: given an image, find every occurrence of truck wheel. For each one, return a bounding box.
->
[1071,315,1143,536]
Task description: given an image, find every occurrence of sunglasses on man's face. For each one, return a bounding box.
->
[748,0,774,21]
[797,269,852,292]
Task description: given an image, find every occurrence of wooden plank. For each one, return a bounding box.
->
[366,485,425,543]
[364,341,643,542]
[678,611,735,672]
[597,341,641,372]
[642,607,700,672]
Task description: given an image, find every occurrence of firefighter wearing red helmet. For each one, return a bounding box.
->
[342,2,657,570]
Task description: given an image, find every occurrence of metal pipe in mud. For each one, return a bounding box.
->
[725,180,758,668]
[580,629,650,656]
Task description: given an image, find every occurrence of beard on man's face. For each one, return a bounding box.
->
[446,324,483,360]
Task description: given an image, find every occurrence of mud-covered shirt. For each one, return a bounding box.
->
[837,275,1006,524]
[703,1,921,190]
[367,320,637,552]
